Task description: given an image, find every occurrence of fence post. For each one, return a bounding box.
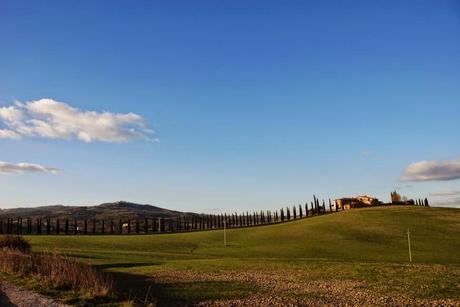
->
[84,219,87,235]
[74,219,78,235]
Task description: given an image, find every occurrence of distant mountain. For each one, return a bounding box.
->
[0,201,197,220]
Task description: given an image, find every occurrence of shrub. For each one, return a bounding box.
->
[0,248,113,298]
[0,235,31,253]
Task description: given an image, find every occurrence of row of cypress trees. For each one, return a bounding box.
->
[0,196,427,235]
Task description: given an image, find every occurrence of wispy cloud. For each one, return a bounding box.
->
[401,158,460,181]
[0,161,60,174]
[429,190,460,197]
[0,98,154,143]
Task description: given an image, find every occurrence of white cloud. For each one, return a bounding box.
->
[429,190,460,197]
[0,161,60,174]
[0,129,21,139]
[0,98,153,143]
[401,158,460,181]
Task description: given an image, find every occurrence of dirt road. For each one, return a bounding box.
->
[0,279,67,307]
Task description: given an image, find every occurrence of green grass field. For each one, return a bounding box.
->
[24,206,460,305]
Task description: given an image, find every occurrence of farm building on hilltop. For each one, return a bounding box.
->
[334,195,380,210]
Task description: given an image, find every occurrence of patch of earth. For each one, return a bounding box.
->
[0,279,67,307]
[152,269,460,307]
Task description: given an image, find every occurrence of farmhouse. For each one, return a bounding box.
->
[335,195,380,210]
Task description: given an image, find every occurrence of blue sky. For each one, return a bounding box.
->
[0,0,459,211]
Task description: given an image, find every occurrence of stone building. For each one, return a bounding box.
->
[334,195,380,210]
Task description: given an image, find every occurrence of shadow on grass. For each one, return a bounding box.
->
[108,271,257,306]
[96,262,161,270]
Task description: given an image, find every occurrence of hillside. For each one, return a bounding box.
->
[0,201,196,220]
[26,206,460,305]
[30,205,460,263]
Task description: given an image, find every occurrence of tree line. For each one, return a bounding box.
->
[0,196,429,235]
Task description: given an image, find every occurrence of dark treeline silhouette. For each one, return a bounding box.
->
[0,196,429,235]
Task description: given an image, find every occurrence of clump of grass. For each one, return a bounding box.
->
[0,235,31,253]
[0,238,113,299]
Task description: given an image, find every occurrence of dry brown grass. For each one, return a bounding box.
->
[0,235,31,253]
[0,246,113,299]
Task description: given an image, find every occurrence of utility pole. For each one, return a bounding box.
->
[407,229,412,263]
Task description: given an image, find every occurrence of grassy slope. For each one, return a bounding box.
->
[25,206,460,304]
[29,206,460,264]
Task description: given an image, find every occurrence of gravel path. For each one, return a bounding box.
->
[153,269,460,307]
[0,279,67,307]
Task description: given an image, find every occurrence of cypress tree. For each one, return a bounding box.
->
[287,207,291,220]
[281,208,285,221]
[424,198,429,207]
[299,204,303,218]
[293,206,297,219]
[37,219,41,235]
[65,219,69,235]
[55,219,60,235]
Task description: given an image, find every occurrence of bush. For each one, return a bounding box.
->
[0,249,113,298]
[0,235,31,253]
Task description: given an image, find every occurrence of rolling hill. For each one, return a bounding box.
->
[0,201,196,220]
[25,205,460,305]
